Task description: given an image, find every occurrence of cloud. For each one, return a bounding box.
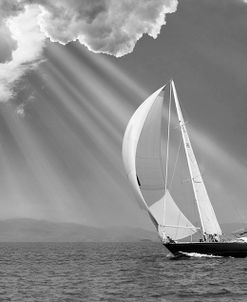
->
[16,103,25,117]
[0,0,178,102]
[0,0,24,19]
[0,4,46,102]
[0,23,18,63]
[38,0,178,57]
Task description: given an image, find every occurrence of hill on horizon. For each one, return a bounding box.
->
[0,218,244,242]
[0,218,159,242]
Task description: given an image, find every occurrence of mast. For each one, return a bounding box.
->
[163,85,172,226]
[171,80,222,235]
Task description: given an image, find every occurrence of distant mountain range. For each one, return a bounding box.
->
[0,218,245,242]
[0,219,159,242]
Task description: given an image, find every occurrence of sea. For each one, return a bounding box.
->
[0,242,246,302]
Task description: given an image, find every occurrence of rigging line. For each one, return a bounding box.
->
[165,82,172,193]
[175,211,182,239]
[169,137,182,190]
[160,92,166,186]
[159,85,168,186]
[159,90,166,227]
[161,83,172,227]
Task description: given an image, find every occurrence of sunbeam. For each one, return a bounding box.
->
[1,102,96,223]
[0,0,247,229]
[22,51,148,226]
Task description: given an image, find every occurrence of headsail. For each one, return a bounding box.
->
[150,190,197,240]
[171,80,222,235]
[122,85,197,240]
[122,86,165,228]
[135,89,165,206]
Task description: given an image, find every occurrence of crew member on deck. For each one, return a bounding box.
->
[203,232,208,242]
[167,236,175,243]
[213,234,219,242]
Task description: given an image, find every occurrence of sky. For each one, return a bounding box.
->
[0,0,247,230]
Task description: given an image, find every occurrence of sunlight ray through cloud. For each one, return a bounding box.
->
[74,44,148,100]
[0,0,247,228]
[0,0,179,102]
[44,42,247,222]
[1,102,96,223]
[0,135,29,218]
[40,63,120,167]
[46,44,132,130]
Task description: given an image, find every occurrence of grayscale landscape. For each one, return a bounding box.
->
[1,0,247,301]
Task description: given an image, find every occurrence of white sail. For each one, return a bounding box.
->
[135,89,165,205]
[122,85,197,240]
[171,81,222,235]
[150,190,197,240]
[122,86,165,228]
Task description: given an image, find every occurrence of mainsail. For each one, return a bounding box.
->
[171,80,222,236]
[122,85,197,240]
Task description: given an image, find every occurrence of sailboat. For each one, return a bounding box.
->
[122,80,247,258]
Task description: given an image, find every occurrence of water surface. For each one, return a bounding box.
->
[0,242,246,301]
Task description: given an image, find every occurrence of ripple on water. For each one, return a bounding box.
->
[0,242,246,301]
